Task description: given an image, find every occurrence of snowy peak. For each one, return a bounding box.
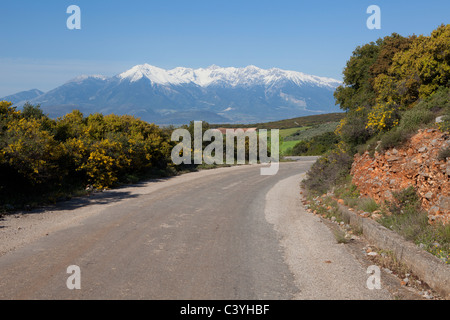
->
[118,64,180,84]
[116,64,341,88]
[66,74,108,84]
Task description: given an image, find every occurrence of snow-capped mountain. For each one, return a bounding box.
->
[6,64,342,124]
[117,64,340,89]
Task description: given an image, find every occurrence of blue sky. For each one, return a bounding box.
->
[1,0,450,97]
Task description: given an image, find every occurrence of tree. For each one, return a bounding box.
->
[334,41,381,111]
[21,103,46,120]
[376,24,450,109]
[369,33,416,84]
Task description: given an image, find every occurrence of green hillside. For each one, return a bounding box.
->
[211,112,345,130]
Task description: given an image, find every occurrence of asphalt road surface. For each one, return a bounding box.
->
[0,159,392,300]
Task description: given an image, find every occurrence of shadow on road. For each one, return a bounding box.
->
[1,175,177,219]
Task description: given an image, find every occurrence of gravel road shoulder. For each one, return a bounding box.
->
[265,173,394,299]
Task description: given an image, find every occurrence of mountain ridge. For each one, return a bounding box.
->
[4,64,342,125]
[1,89,44,104]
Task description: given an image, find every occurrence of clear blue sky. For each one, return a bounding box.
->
[1,0,449,97]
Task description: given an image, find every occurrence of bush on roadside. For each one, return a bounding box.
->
[398,106,435,132]
[380,186,450,264]
[302,149,353,195]
[0,102,175,209]
[388,186,420,215]
[338,111,372,151]
[357,197,380,213]
[379,127,412,151]
[291,140,309,155]
[414,86,450,114]
[377,102,436,152]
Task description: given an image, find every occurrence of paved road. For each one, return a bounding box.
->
[0,160,392,300]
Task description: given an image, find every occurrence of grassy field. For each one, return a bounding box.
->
[211,113,345,130]
[280,140,302,154]
[279,122,340,155]
[284,122,339,141]
[279,126,311,139]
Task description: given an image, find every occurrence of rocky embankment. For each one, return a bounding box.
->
[351,129,449,224]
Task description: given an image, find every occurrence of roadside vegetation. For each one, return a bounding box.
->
[0,102,178,211]
[305,24,450,193]
[302,24,450,263]
[304,175,449,265]
[334,179,449,264]
[0,108,268,212]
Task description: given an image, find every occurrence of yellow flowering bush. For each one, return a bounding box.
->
[1,105,174,206]
[366,102,399,132]
[2,116,64,185]
[80,139,131,189]
[334,118,346,136]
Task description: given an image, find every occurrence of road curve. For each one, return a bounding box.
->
[0,160,392,300]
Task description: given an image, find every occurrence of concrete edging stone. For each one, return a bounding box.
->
[337,204,450,299]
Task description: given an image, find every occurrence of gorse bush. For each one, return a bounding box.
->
[376,99,438,152]
[0,102,174,207]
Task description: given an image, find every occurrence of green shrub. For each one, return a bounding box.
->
[381,209,428,242]
[380,188,450,264]
[357,197,380,213]
[398,106,435,132]
[439,117,450,132]
[437,146,450,161]
[388,186,420,215]
[339,113,372,150]
[334,175,360,199]
[379,127,412,151]
[291,140,309,155]
[415,86,450,113]
[21,103,46,120]
[303,149,353,195]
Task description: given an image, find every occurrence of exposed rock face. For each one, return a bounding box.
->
[351,129,450,224]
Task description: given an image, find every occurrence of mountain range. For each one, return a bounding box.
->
[3,64,342,125]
